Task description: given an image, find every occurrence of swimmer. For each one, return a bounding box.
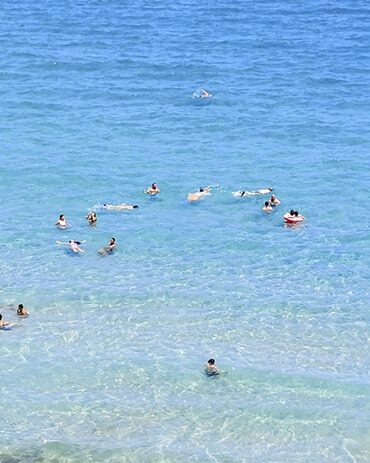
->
[145,183,160,195]
[262,201,273,213]
[17,304,28,317]
[269,194,280,207]
[237,187,273,196]
[86,211,97,223]
[187,186,211,201]
[205,358,225,376]
[55,214,70,228]
[0,314,9,328]
[98,237,116,255]
[199,89,212,98]
[56,240,86,253]
[103,204,139,210]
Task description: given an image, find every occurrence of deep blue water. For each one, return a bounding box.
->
[1,0,369,462]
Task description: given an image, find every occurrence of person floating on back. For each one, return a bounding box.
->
[145,183,160,195]
[0,314,9,329]
[103,204,139,210]
[55,214,70,228]
[56,240,86,253]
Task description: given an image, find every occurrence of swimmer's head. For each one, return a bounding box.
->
[268,187,273,191]
[103,204,107,207]
[271,194,276,200]
[69,240,75,244]
[133,205,139,209]
[18,304,23,309]
[199,188,204,192]
[60,214,64,220]
[208,358,215,365]
[290,210,295,215]
[294,211,299,216]
[0,314,2,321]
[265,201,269,206]
[110,238,115,244]
[152,183,157,188]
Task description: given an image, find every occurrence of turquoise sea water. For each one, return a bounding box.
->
[1,0,369,461]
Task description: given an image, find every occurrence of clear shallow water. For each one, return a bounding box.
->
[1,0,369,461]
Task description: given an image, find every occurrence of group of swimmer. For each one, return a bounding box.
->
[56,184,306,255]
[0,304,28,330]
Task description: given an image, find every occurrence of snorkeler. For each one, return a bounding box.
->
[86,211,97,223]
[269,194,280,207]
[205,358,225,376]
[17,304,28,317]
[98,238,116,255]
[56,240,86,253]
[144,183,160,195]
[103,204,139,210]
[262,201,273,213]
[187,186,211,201]
[55,214,70,228]
[233,187,273,197]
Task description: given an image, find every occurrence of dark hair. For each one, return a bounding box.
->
[200,188,204,192]
[111,238,115,242]
[208,358,215,365]
[133,205,139,209]
[18,304,23,309]
[290,210,295,215]
[59,214,64,219]
[103,204,107,206]
[265,201,269,206]
[294,211,299,216]
[0,314,2,320]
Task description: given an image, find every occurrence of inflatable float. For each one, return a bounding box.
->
[283,213,304,223]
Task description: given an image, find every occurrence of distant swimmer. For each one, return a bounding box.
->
[233,187,273,197]
[17,304,28,317]
[98,237,116,256]
[269,194,280,207]
[187,186,211,202]
[199,89,212,98]
[55,214,70,228]
[262,201,273,213]
[145,183,160,195]
[86,211,97,223]
[103,204,139,210]
[205,358,225,376]
[56,240,86,253]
